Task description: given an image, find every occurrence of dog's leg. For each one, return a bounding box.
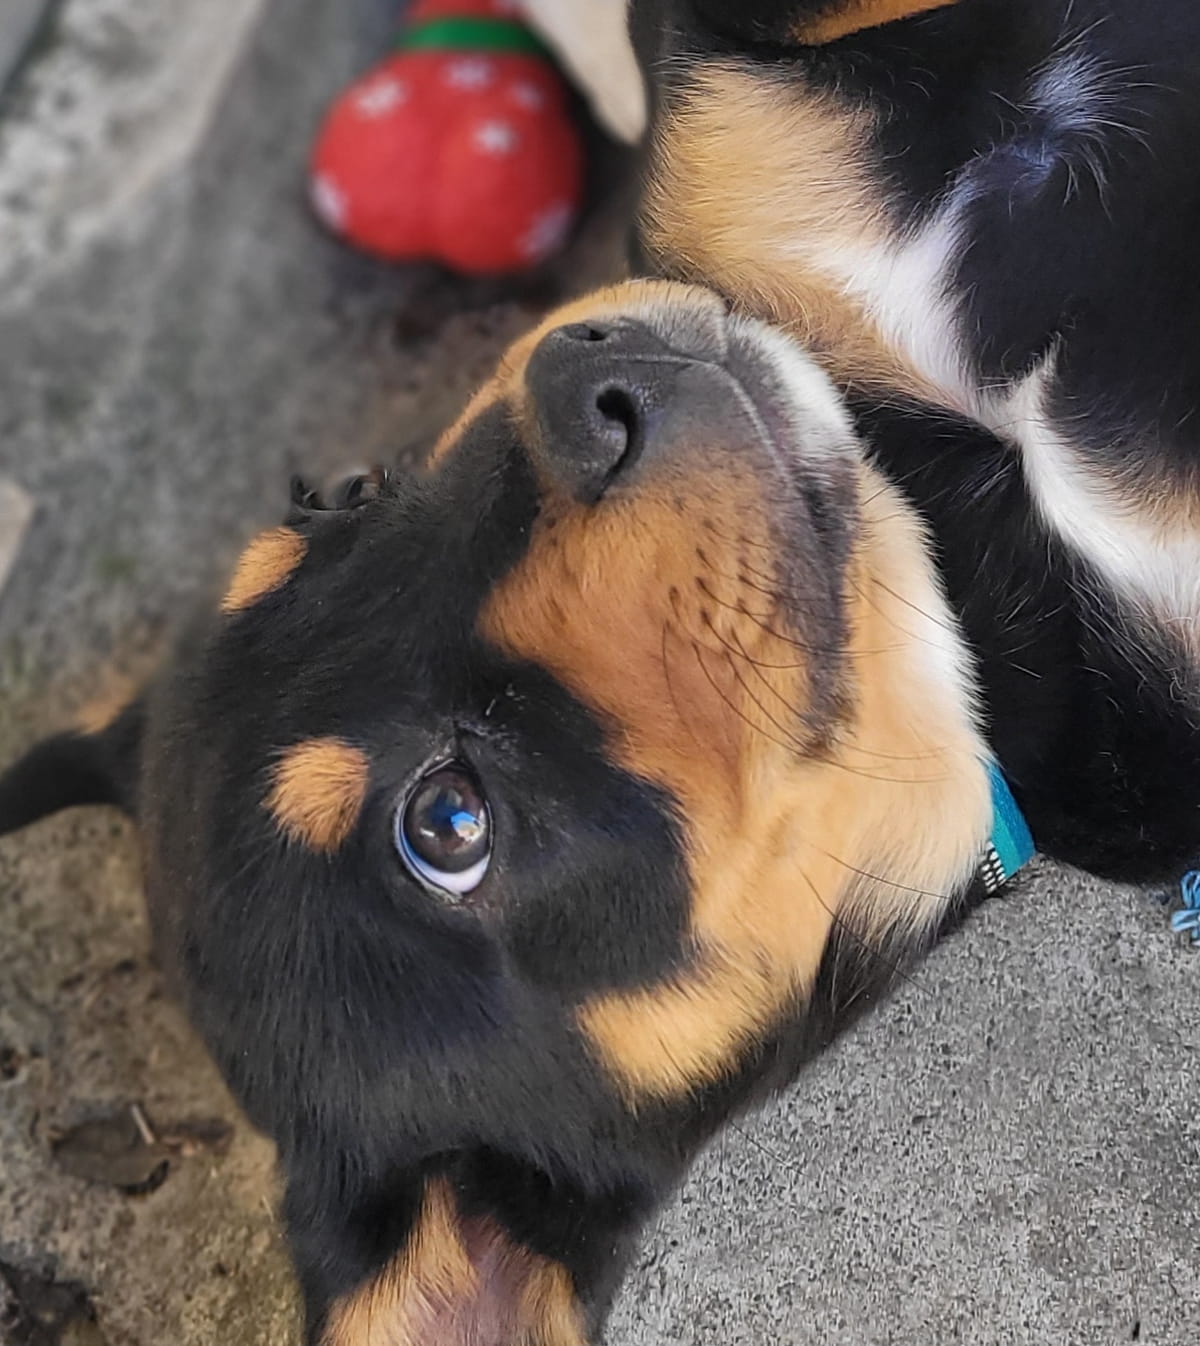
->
[686,0,958,46]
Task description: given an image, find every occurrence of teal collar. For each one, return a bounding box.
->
[978,762,1036,894]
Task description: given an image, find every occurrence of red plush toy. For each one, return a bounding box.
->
[310,0,583,275]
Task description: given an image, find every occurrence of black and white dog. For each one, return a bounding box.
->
[633,0,1200,879]
[1,1,1198,1341]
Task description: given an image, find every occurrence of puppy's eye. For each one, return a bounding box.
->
[396,764,491,895]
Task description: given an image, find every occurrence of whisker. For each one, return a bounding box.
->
[867,575,959,635]
[699,578,907,658]
[712,643,821,757]
[698,518,777,555]
[729,1121,806,1179]
[698,610,808,671]
[660,619,706,752]
[689,641,937,785]
[696,580,839,655]
[707,617,945,764]
[809,843,959,908]
[694,543,824,608]
[794,865,934,1001]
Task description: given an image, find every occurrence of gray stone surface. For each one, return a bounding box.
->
[0,2,1197,1344]
[0,0,58,99]
[609,863,1200,1345]
[0,0,270,303]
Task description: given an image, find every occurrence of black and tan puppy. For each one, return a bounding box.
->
[4,1,1200,1342]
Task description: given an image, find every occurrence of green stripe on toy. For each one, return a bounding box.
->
[397,16,550,58]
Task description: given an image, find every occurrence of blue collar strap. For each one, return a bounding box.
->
[978,762,1036,894]
[1170,871,1200,945]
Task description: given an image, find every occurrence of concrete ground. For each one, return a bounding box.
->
[0,2,1196,1343]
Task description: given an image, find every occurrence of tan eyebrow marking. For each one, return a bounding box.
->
[266,737,370,853]
[75,679,138,737]
[220,527,307,613]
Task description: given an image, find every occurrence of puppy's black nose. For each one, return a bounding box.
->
[524,320,683,504]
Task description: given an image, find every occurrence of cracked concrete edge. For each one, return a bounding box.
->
[0,477,35,598]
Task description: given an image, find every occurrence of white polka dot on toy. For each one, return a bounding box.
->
[354,77,408,118]
[518,201,574,261]
[474,120,520,156]
[310,173,348,231]
[445,58,496,91]
[508,81,546,112]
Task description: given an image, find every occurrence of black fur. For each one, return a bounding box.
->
[853,397,1200,882]
[0,702,144,839]
[137,406,710,1329]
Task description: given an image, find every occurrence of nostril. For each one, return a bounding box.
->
[525,319,672,503]
[596,385,637,433]
[558,321,619,344]
[593,383,645,489]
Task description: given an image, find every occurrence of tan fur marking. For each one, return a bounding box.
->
[322,1179,584,1346]
[642,67,938,399]
[322,1181,473,1346]
[220,527,306,612]
[519,1262,586,1346]
[476,296,988,1099]
[574,478,989,1097]
[795,0,958,45]
[266,737,369,853]
[75,680,138,737]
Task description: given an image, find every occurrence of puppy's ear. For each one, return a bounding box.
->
[0,699,145,838]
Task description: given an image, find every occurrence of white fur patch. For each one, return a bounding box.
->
[1026,43,1150,202]
[780,44,1193,653]
[730,315,983,739]
[982,363,1200,651]
[805,38,1147,413]
[807,209,974,416]
[726,311,862,453]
